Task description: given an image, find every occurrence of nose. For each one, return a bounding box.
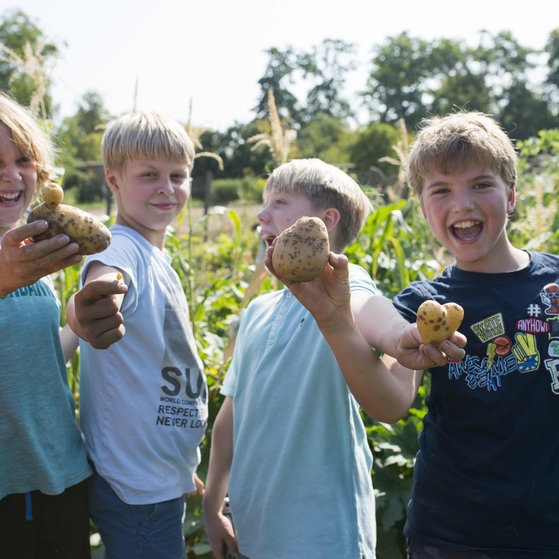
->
[256,205,269,223]
[157,177,174,195]
[453,189,475,212]
[0,162,21,183]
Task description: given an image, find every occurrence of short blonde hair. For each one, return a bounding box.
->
[406,111,518,197]
[264,158,372,251]
[0,92,55,199]
[102,111,195,173]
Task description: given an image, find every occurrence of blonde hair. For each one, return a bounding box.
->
[406,111,518,197]
[102,111,195,173]
[0,91,55,199]
[264,158,372,251]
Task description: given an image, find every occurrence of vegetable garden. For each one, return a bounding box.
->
[55,128,559,558]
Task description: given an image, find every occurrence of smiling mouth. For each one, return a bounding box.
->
[451,220,482,241]
[0,191,22,203]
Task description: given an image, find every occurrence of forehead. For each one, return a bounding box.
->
[124,158,190,171]
[263,188,308,202]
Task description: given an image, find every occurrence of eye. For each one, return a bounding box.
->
[171,173,188,183]
[428,186,450,197]
[473,181,492,190]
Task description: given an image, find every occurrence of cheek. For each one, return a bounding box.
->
[178,185,190,202]
[24,176,38,204]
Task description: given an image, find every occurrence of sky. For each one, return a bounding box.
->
[5,0,559,131]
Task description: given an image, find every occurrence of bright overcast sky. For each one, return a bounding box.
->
[6,0,559,130]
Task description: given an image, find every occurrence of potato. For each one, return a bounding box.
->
[416,300,464,344]
[27,183,111,255]
[272,216,330,282]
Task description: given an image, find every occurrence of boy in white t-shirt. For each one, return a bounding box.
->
[67,111,207,559]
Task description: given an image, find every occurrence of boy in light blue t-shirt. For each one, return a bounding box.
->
[202,158,465,559]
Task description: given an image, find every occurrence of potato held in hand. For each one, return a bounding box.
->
[417,300,464,344]
[27,183,111,255]
[272,216,330,282]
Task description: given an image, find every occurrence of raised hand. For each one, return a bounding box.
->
[0,221,82,297]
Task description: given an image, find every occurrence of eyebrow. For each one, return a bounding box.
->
[425,172,497,189]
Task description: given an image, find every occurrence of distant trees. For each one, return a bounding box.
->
[1,6,558,187]
[363,30,557,139]
[255,38,356,126]
[0,9,59,116]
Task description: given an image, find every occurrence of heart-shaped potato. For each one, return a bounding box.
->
[272,216,330,283]
[416,300,464,344]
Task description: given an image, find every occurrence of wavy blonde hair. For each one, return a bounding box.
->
[0,91,55,201]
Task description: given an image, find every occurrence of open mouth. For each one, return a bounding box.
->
[0,191,23,203]
[451,220,482,241]
[263,235,276,247]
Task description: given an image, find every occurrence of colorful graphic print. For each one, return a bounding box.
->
[448,283,559,394]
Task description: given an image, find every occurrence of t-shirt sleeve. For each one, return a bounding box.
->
[393,282,430,323]
[348,263,378,295]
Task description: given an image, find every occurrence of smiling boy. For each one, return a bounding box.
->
[67,111,207,559]
[279,113,559,558]
[202,158,465,559]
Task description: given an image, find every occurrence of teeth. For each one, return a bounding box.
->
[454,220,478,229]
[0,192,20,202]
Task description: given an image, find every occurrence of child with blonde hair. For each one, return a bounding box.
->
[68,111,207,559]
[0,92,91,558]
[280,113,559,558]
[203,158,465,559]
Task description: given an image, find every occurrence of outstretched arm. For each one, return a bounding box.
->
[67,262,128,349]
[265,249,465,422]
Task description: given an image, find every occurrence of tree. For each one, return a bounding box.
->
[0,9,60,116]
[255,39,357,127]
[55,91,112,203]
[56,90,111,167]
[295,38,356,124]
[349,122,401,185]
[499,80,554,140]
[255,46,300,124]
[296,114,355,163]
[364,30,557,140]
[363,32,436,127]
[544,28,559,114]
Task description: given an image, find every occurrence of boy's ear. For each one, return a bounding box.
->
[321,208,341,231]
[507,185,516,214]
[105,169,120,193]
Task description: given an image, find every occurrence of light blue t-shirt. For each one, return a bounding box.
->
[222,264,377,559]
[0,276,91,499]
[79,225,208,505]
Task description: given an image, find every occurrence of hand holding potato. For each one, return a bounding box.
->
[0,221,82,297]
[27,183,111,255]
[393,320,467,369]
[272,216,330,283]
[416,300,464,344]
